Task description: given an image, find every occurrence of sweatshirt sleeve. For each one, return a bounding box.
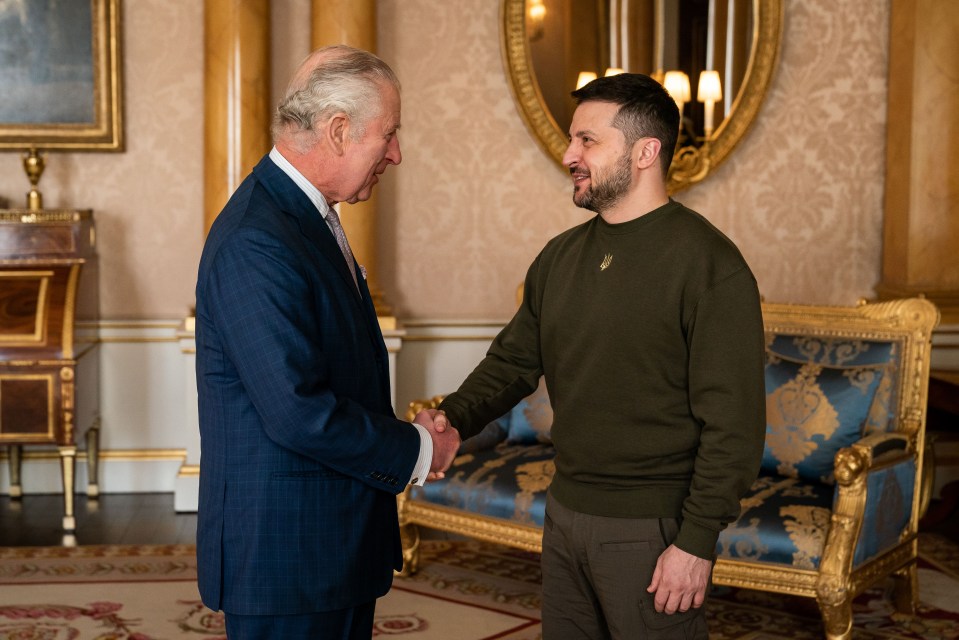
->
[674,267,767,559]
[439,257,545,439]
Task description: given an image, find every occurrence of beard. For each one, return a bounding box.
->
[572,150,633,213]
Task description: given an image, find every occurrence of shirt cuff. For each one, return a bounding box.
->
[409,422,433,486]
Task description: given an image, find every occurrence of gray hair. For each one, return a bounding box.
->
[272,45,400,152]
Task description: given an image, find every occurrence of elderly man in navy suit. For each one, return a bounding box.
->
[194,45,461,639]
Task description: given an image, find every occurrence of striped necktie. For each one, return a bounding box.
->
[325,208,359,293]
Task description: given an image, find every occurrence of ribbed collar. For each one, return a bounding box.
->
[593,199,680,235]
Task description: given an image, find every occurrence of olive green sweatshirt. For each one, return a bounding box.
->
[439,200,766,560]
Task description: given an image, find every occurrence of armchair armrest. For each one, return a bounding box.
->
[834,432,912,487]
[821,432,919,600]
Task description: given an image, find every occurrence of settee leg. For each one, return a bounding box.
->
[892,561,918,614]
[397,522,421,577]
[818,598,853,640]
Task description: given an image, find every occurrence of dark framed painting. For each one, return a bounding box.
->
[0,0,123,151]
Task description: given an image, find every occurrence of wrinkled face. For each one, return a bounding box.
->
[340,82,402,204]
[562,101,634,214]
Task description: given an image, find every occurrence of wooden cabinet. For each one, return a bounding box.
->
[0,209,99,532]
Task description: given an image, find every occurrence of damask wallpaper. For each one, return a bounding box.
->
[0,0,889,321]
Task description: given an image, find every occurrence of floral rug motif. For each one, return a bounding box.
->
[0,535,957,639]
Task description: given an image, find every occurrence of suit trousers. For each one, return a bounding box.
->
[224,601,376,639]
[541,492,708,640]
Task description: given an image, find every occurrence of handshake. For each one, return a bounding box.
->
[413,409,460,482]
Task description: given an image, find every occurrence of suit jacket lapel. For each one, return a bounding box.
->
[251,155,389,368]
[251,156,361,299]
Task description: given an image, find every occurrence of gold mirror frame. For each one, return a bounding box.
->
[501,0,783,194]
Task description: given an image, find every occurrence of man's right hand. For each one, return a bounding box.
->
[413,409,460,480]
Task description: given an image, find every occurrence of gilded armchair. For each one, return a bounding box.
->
[397,298,939,640]
[711,298,938,639]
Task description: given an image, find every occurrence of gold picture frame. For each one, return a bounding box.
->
[0,0,123,151]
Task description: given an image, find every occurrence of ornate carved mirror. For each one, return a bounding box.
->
[502,0,783,193]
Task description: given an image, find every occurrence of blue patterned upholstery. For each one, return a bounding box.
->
[715,334,912,571]
[716,475,834,568]
[505,377,553,444]
[412,443,554,526]
[766,336,898,437]
[853,458,916,567]
[762,356,885,484]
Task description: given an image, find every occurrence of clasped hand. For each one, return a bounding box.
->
[413,409,460,481]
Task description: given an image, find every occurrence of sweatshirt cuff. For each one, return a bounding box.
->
[674,520,720,561]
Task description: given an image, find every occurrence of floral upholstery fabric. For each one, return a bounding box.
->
[412,443,555,526]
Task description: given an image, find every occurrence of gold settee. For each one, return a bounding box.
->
[397,298,940,640]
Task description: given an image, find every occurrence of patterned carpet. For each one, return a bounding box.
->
[0,535,956,639]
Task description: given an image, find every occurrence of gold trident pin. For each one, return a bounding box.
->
[600,254,613,270]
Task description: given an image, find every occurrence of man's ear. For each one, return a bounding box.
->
[327,113,350,156]
[634,138,662,170]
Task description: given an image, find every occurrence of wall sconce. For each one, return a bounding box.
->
[604,67,625,77]
[697,70,722,138]
[528,0,546,40]
[661,70,716,186]
[576,71,598,90]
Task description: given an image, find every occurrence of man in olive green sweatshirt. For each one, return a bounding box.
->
[437,73,766,639]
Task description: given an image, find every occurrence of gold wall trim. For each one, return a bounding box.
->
[0,448,186,462]
[402,320,509,328]
[177,464,201,477]
[97,321,182,330]
[96,336,180,344]
[402,335,499,343]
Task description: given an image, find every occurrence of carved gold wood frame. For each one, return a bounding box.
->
[0,0,123,151]
[501,0,784,194]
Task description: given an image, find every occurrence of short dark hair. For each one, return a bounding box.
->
[571,73,679,176]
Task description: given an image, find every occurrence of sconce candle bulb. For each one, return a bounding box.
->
[663,70,691,116]
[697,70,722,138]
[576,71,598,90]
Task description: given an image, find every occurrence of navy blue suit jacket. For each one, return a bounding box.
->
[195,154,420,615]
